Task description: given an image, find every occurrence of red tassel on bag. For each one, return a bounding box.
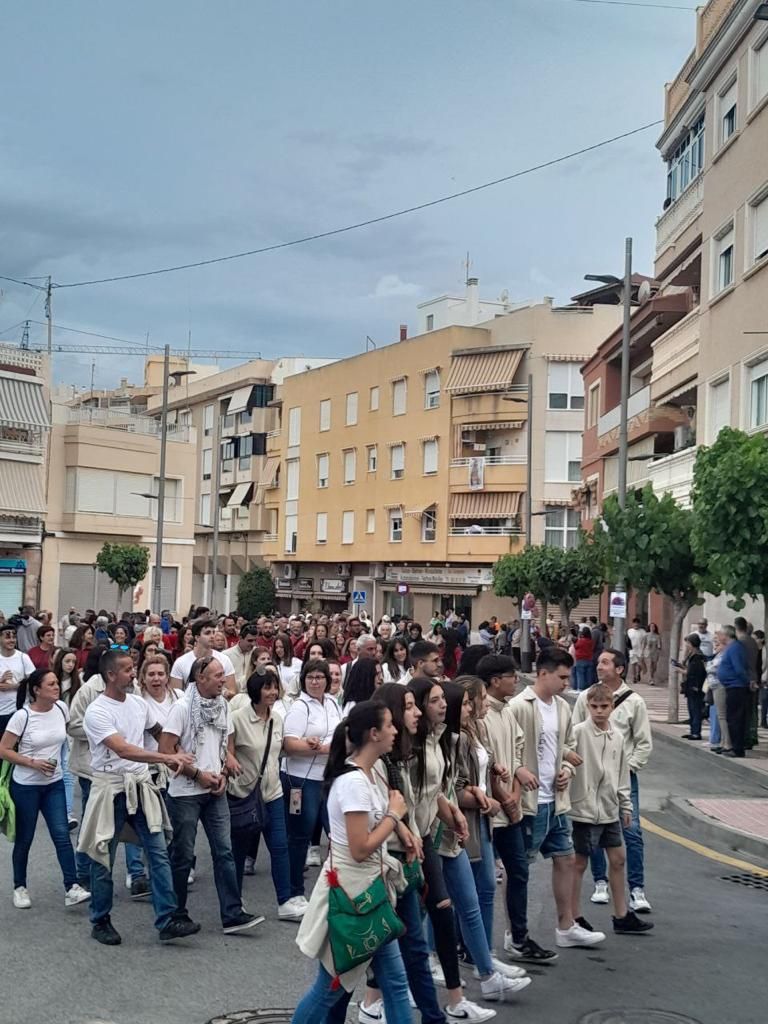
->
[326,867,340,888]
[330,975,341,991]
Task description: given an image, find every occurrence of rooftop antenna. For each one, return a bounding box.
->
[21,320,30,350]
[463,251,472,285]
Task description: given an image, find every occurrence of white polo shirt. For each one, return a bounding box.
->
[283,691,342,781]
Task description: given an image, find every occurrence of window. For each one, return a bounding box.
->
[392,378,407,416]
[156,477,181,522]
[286,459,300,500]
[422,438,438,475]
[202,447,212,480]
[587,382,601,428]
[424,370,440,409]
[544,431,582,482]
[367,445,378,472]
[345,392,358,426]
[709,376,730,441]
[666,114,705,203]
[252,433,267,456]
[421,508,437,542]
[390,443,405,479]
[749,359,768,429]
[713,224,735,294]
[221,439,235,474]
[544,508,580,549]
[239,409,252,426]
[319,399,331,431]
[426,314,434,331]
[748,189,768,266]
[389,509,403,542]
[317,453,329,488]
[342,510,355,544]
[753,33,768,109]
[285,515,298,553]
[223,412,235,433]
[203,404,214,437]
[288,407,301,446]
[251,384,275,408]
[547,362,584,410]
[369,386,379,412]
[718,77,737,147]
[238,434,253,470]
[343,448,356,485]
[199,493,211,527]
[316,512,328,544]
[366,509,375,534]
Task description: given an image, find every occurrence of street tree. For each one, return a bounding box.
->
[95,542,150,614]
[237,567,276,620]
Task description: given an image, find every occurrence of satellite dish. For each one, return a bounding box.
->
[637,280,652,304]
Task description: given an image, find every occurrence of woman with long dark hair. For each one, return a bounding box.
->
[303,638,337,665]
[69,625,95,673]
[382,638,411,683]
[341,658,383,712]
[0,671,90,909]
[273,632,302,698]
[52,648,80,705]
[440,629,462,680]
[291,701,412,1024]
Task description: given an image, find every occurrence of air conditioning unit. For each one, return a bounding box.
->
[282,563,298,580]
[337,563,351,578]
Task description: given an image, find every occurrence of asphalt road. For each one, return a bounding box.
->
[2,736,767,1024]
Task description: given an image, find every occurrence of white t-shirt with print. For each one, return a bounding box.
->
[164,692,233,798]
[0,650,36,716]
[5,701,69,786]
[327,765,387,847]
[535,696,559,803]
[84,693,160,775]
[170,648,235,688]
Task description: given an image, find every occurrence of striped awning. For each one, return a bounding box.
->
[226,482,252,507]
[0,460,46,515]
[450,491,522,519]
[404,503,437,519]
[383,502,403,511]
[257,457,279,487]
[460,421,524,432]
[0,375,50,430]
[445,349,525,394]
[226,386,253,415]
[386,439,406,448]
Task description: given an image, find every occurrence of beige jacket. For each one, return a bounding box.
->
[228,705,283,803]
[68,675,140,779]
[569,721,632,824]
[509,686,576,817]
[76,768,171,868]
[409,725,446,838]
[483,694,524,829]
[572,682,652,773]
[227,643,253,693]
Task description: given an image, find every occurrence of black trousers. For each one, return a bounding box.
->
[725,686,750,756]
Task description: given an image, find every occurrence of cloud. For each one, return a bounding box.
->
[370,274,421,299]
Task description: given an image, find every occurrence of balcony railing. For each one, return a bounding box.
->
[449,526,523,537]
[0,437,44,459]
[65,407,192,442]
[450,456,526,467]
[655,176,703,256]
[598,385,651,438]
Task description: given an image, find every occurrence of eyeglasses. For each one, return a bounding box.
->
[110,644,130,651]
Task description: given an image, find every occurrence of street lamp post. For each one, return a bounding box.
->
[503,371,534,671]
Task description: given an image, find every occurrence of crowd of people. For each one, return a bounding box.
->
[0,601,663,1023]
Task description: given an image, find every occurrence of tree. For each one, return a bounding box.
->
[599,485,706,721]
[95,542,150,613]
[692,426,768,633]
[237,567,276,620]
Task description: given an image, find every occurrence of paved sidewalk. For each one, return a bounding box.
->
[689,798,768,842]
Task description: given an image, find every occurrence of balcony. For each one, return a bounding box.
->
[648,446,696,508]
[650,309,699,404]
[655,177,703,257]
[447,530,524,561]
[598,385,651,438]
[64,406,192,443]
[449,456,526,490]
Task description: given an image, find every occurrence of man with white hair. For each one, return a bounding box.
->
[341,633,378,681]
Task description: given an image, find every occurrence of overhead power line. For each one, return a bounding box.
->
[24,320,260,359]
[565,1,695,10]
[6,119,661,291]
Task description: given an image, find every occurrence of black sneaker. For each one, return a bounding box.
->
[506,936,558,964]
[92,916,122,946]
[575,916,594,932]
[613,911,655,934]
[222,911,265,934]
[130,877,151,900]
[159,917,201,941]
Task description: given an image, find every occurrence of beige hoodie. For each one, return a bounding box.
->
[484,693,524,829]
[509,686,576,817]
[569,720,632,825]
[572,682,652,773]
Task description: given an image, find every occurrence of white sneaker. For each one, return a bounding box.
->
[445,997,497,1021]
[358,999,385,1023]
[125,872,132,890]
[187,868,195,886]
[590,880,610,904]
[629,887,652,913]
[305,845,322,867]
[278,896,307,921]
[13,886,31,909]
[479,971,531,1002]
[64,883,90,907]
[473,957,527,980]
[555,923,606,948]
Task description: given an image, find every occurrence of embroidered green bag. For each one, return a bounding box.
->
[0,759,17,843]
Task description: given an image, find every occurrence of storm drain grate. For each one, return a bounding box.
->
[578,1013,702,1024]
[207,1012,293,1024]
[720,871,768,891]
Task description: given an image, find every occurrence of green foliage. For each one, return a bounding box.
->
[493,539,605,625]
[237,567,276,620]
[692,427,768,610]
[95,542,150,599]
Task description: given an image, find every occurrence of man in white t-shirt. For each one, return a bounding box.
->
[627,619,647,685]
[0,625,36,741]
[510,647,605,950]
[80,648,199,947]
[170,619,236,695]
[160,655,262,935]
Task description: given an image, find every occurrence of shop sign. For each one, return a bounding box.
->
[0,559,26,576]
[294,578,314,594]
[275,579,293,593]
[385,566,493,587]
[320,578,347,595]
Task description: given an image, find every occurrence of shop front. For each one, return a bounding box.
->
[0,557,28,617]
[381,566,496,627]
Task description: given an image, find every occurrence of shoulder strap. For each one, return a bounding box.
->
[613,688,634,710]
[255,718,274,784]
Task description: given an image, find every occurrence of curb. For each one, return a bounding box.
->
[663,795,768,863]
[650,726,768,786]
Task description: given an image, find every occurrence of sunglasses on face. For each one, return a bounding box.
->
[110,643,130,651]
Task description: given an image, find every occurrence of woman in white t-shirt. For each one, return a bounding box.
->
[139,655,180,753]
[273,633,302,699]
[291,700,413,1024]
[0,670,90,910]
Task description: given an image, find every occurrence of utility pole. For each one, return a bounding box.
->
[210,399,222,613]
[520,371,534,673]
[613,237,633,653]
[153,344,170,614]
[45,276,52,356]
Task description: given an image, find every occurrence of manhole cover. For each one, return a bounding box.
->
[579,1013,702,1024]
[206,1012,293,1024]
[721,871,768,891]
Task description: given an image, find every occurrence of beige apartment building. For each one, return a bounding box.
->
[262,290,620,624]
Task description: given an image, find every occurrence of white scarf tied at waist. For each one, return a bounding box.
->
[76,768,172,868]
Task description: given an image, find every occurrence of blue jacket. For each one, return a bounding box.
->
[717,641,749,688]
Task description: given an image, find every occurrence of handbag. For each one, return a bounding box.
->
[400,856,424,894]
[0,708,29,844]
[326,845,405,978]
[228,718,273,832]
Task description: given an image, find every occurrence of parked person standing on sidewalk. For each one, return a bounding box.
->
[717,625,750,758]
[572,628,594,692]
[572,648,653,914]
[0,624,35,747]
[643,625,662,686]
[626,620,647,686]
[677,635,707,741]
[705,634,727,753]
[735,617,760,750]
[694,618,715,659]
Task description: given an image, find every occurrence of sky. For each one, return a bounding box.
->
[0,0,697,390]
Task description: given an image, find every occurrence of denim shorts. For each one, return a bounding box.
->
[522,802,574,861]
[572,820,623,857]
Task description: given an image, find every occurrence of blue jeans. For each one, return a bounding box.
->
[591,770,644,890]
[10,778,77,890]
[492,822,529,944]
[61,741,74,817]
[231,795,292,905]
[292,939,412,1024]
[574,660,593,691]
[709,703,721,746]
[687,692,704,738]
[282,773,328,898]
[522,801,574,861]
[76,777,145,885]
[89,791,177,931]
[468,816,497,951]
[441,849,494,977]
[166,791,242,924]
